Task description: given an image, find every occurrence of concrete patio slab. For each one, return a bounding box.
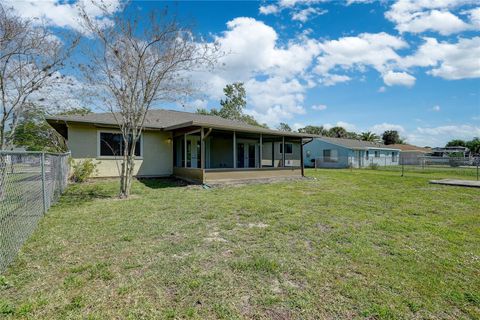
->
[429,179,480,188]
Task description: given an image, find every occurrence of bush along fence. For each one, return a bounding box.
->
[0,151,70,273]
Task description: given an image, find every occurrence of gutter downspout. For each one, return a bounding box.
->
[301,138,314,177]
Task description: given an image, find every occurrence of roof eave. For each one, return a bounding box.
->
[164,121,314,138]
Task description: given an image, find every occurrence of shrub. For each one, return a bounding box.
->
[369,163,379,170]
[448,152,463,167]
[69,159,98,183]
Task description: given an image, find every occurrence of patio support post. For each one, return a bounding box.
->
[200,128,205,169]
[300,139,304,177]
[233,131,237,168]
[259,133,262,168]
[272,141,274,167]
[282,136,285,167]
[184,133,187,168]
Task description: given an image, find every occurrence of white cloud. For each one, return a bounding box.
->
[407,125,480,146]
[292,7,327,22]
[378,86,386,93]
[259,4,280,15]
[400,37,480,80]
[385,0,478,35]
[315,32,408,76]
[383,70,416,87]
[370,123,405,134]
[312,104,327,110]
[337,121,356,131]
[292,122,306,131]
[346,0,374,4]
[322,121,356,131]
[432,105,441,111]
[467,7,480,27]
[191,17,321,125]
[259,0,328,23]
[319,74,351,86]
[2,0,123,33]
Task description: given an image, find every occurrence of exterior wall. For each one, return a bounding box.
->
[304,139,400,168]
[67,123,173,177]
[304,139,352,168]
[173,167,204,183]
[262,141,301,167]
[399,151,425,165]
[205,167,302,182]
[365,149,400,166]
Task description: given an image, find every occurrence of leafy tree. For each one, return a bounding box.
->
[277,122,292,132]
[196,82,267,128]
[466,137,480,154]
[360,131,380,142]
[298,125,328,136]
[346,131,359,139]
[446,139,466,147]
[327,126,348,138]
[382,130,403,145]
[10,107,91,152]
[218,82,246,121]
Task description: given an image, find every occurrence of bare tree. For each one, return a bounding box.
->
[79,4,217,198]
[0,4,78,149]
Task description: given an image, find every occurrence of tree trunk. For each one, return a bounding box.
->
[119,154,136,198]
[119,153,128,198]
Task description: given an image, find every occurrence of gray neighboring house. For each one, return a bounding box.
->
[304,136,401,168]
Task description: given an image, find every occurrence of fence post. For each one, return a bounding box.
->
[477,161,479,181]
[41,152,47,214]
[401,160,404,177]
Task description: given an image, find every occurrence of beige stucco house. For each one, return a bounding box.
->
[47,109,313,184]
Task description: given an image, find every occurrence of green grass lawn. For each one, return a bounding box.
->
[1,169,479,319]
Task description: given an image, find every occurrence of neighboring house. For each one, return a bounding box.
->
[304,136,400,168]
[46,109,313,184]
[430,146,470,157]
[388,144,431,165]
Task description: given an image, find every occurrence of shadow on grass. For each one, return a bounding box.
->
[137,178,189,189]
[58,184,113,206]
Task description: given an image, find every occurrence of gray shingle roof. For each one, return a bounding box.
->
[316,136,401,150]
[46,109,312,138]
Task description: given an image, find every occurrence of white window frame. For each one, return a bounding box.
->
[392,151,397,162]
[97,129,143,159]
[323,149,338,162]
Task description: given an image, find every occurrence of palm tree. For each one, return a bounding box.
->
[360,131,380,142]
[327,126,348,138]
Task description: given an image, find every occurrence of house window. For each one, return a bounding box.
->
[392,152,397,162]
[280,143,293,154]
[374,151,379,158]
[99,132,141,157]
[366,151,369,160]
[323,149,338,162]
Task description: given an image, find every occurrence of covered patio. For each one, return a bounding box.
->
[170,126,312,184]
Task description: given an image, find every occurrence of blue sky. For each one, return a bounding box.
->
[3,0,480,147]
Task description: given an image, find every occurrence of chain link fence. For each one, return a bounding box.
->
[0,151,70,273]
[310,155,480,181]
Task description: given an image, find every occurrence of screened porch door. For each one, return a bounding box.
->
[186,137,201,168]
[237,142,258,168]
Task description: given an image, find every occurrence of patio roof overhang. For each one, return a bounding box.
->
[163,121,316,139]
